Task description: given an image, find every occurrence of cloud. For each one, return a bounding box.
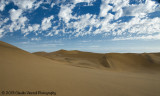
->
[100,0,129,18]
[21,24,39,36]
[8,15,28,32]
[72,0,96,5]
[32,24,40,31]
[0,29,4,38]
[31,37,41,41]
[11,0,43,11]
[12,0,36,10]
[0,0,9,11]
[28,26,34,32]
[123,0,159,17]
[18,17,28,26]
[113,34,160,40]
[42,6,48,10]
[99,1,113,17]
[79,40,91,43]
[127,17,160,34]
[0,18,9,27]
[58,4,75,23]
[34,1,43,9]
[41,43,64,47]
[90,45,100,48]
[41,15,54,30]
[66,14,95,36]
[51,3,55,8]
[0,4,5,11]
[9,9,23,21]
[3,18,9,23]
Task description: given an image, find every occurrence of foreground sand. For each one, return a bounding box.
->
[1,41,160,96]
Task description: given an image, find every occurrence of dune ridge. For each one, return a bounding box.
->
[1,41,160,96]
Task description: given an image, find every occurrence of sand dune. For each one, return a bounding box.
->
[1,41,160,96]
[34,50,160,73]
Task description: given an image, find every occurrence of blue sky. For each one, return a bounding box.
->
[0,0,160,53]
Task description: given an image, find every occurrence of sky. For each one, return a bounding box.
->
[0,0,160,53]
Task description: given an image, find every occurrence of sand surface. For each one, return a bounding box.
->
[1,41,160,96]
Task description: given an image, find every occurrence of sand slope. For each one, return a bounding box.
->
[1,41,160,96]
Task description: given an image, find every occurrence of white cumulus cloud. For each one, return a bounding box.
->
[9,9,23,21]
[32,24,40,31]
[58,4,75,23]
[18,17,28,26]
[41,15,54,30]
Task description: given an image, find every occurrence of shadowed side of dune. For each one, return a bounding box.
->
[99,55,111,68]
[104,53,160,72]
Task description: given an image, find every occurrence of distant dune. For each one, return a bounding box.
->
[1,41,160,96]
[34,50,160,73]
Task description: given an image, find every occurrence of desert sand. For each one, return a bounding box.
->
[1,41,160,96]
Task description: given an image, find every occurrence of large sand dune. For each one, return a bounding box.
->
[1,41,160,96]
